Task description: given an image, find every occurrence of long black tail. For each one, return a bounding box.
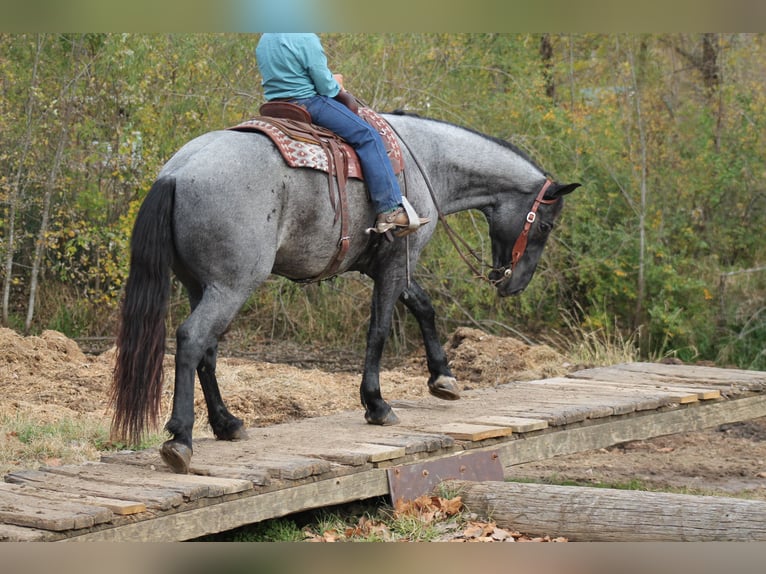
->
[111,176,175,446]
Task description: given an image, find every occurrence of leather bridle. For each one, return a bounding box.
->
[502,178,558,279]
[387,120,559,286]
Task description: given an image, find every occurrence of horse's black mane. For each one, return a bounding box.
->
[390,109,549,177]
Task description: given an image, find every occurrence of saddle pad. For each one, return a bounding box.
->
[229,107,403,180]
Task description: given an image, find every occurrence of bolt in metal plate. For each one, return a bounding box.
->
[386,450,503,505]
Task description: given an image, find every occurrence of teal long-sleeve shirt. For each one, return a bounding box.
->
[256,33,341,101]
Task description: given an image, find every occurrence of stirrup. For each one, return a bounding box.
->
[365,197,430,236]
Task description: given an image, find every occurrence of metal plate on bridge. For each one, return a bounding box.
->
[386,450,503,505]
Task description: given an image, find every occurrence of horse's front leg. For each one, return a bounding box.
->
[360,277,403,426]
[400,279,460,400]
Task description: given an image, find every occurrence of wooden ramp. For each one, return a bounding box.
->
[2,362,765,542]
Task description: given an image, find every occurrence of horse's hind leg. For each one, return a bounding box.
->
[162,286,250,473]
[182,286,246,441]
[197,341,247,441]
[400,280,460,400]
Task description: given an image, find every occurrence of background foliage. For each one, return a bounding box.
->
[1,33,764,369]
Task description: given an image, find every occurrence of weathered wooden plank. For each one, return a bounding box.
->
[572,363,766,392]
[492,392,637,417]
[452,479,766,541]
[467,416,548,433]
[0,522,53,542]
[297,448,370,467]
[0,483,113,531]
[354,443,407,462]
[44,463,224,501]
[100,449,164,468]
[491,381,668,421]
[492,403,608,426]
[525,377,702,405]
[242,454,335,480]
[0,471,145,516]
[369,433,455,454]
[185,463,271,486]
[426,423,514,441]
[492,393,766,468]
[614,362,766,384]
[296,442,407,466]
[66,469,391,542]
[5,468,184,511]
[104,438,361,482]
[551,375,722,400]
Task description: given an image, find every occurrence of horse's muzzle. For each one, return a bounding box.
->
[490,268,524,297]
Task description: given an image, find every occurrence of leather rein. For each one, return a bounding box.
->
[391,122,558,285]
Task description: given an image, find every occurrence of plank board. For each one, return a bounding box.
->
[571,363,766,392]
[44,462,251,500]
[557,374,723,400]
[1,471,145,515]
[0,483,113,531]
[467,416,548,433]
[426,423,514,441]
[0,523,53,542]
[495,394,766,468]
[524,377,703,405]
[366,433,455,454]
[6,468,184,511]
[354,443,407,462]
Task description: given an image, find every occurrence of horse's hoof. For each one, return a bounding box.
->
[214,420,248,441]
[160,441,192,474]
[365,408,400,426]
[229,427,248,440]
[428,375,461,400]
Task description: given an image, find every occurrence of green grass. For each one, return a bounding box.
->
[196,497,465,542]
[507,475,649,491]
[0,411,166,475]
[506,475,764,501]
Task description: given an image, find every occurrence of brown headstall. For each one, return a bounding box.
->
[505,178,558,277]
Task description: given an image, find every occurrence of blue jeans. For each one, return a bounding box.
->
[293,95,402,214]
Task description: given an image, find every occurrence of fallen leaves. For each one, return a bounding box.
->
[458,521,568,543]
[394,494,463,522]
[302,494,567,542]
[303,515,394,543]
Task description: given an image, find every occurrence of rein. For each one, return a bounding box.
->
[389,121,556,285]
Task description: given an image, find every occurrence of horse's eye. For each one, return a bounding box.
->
[539,222,552,233]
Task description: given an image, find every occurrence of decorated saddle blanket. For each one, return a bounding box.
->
[228,107,404,180]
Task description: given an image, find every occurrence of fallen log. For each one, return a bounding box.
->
[447,479,766,542]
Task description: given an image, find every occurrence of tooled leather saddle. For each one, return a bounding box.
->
[228,102,405,281]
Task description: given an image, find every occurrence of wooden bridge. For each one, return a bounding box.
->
[1,362,765,542]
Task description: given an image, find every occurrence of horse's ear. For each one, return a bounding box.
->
[545,182,580,199]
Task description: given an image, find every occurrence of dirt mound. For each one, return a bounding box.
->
[0,328,109,417]
[1,327,87,372]
[446,327,569,385]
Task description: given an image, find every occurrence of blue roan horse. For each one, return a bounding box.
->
[111,111,579,473]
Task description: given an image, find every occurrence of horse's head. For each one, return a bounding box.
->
[487,180,579,297]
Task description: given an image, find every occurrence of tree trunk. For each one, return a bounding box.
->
[24,37,82,333]
[25,119,68,333]
[540,33,555,100]
[449,480,766,542]
[626,39,650,353]
[3,34,43,326]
